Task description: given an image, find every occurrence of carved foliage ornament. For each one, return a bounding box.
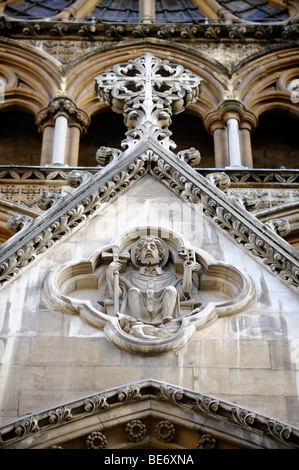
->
[1,380,298,449]
[44,226,255,355]
[0,20,296,41]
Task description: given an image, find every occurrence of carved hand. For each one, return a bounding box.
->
[184,260,200,272]
[182,260,200,298]
[107,261,122,275]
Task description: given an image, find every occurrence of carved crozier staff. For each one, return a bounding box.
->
[102,246,130,314]
[179,248,200,298]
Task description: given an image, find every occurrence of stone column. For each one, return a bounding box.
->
[39,125,54,166]
[217,99,257,169]
[66,106,90,167]
[213,127,229,168]
[52,114,68,165]
[65,126,81,167]
[203,113,229,168]
[239,125,253,168]
[36,96,90,166]
[139,0,155,23]
[226,117,242,167]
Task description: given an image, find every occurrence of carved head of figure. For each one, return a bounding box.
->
[134,236,165,266]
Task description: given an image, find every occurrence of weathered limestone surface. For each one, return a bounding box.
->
[0,176,298,428]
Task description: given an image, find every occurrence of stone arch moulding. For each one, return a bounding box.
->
[0,39,63,113]
[44,226,255,355]
[233,48,299,117]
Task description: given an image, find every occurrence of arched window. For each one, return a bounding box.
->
[216,0,289,22]
[4,0,75,18]
[0,110,42,166]
[170,113,215,168]
[78,111,214,168]
[86,0,205,23]
[251,112,298,169]
[78,111,127,167]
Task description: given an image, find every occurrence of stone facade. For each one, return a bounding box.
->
[0,0,298,450]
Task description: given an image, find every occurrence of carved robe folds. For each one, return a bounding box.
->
[119,268,183,324]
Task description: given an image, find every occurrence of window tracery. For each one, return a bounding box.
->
[155,0,205,23]
[87,0,205,24]
[87,0,139,23]
[217,0,289,22]
[4,0,75,18]
[3,0,291,23]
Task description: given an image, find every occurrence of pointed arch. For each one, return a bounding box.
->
[65,39,227,121]
[233,47,299,120]
[0,39,62,114]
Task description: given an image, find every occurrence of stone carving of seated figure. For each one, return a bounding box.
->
[105,236,201,326]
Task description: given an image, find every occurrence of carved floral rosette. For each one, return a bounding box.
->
[44,227,255,355]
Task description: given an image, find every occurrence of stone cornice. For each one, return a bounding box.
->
[0,379,298,449]
[1,165,299,187]
[0,18,298,42]
[1,166,299,220]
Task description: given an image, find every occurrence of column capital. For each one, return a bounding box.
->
[204,99,258,134]
[218,99,245,122]
[36,96,90,134]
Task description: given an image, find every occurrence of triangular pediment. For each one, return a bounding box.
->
[0,379,298,449]
[1,135,299,295]
[1,50,299,447]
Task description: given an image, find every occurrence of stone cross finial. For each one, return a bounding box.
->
[94,53,202,130]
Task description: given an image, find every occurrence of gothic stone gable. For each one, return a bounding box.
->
[1,134,299,295]
[0,53,299,443]
[0,141,299,432]
[1,379,298,449]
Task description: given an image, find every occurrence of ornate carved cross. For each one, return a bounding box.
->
[94,53,202,129]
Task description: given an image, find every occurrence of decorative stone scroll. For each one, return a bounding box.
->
[0,20,297,42]
[6,213,33,233]
[94,53,202,130]
[44,226,255,355]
